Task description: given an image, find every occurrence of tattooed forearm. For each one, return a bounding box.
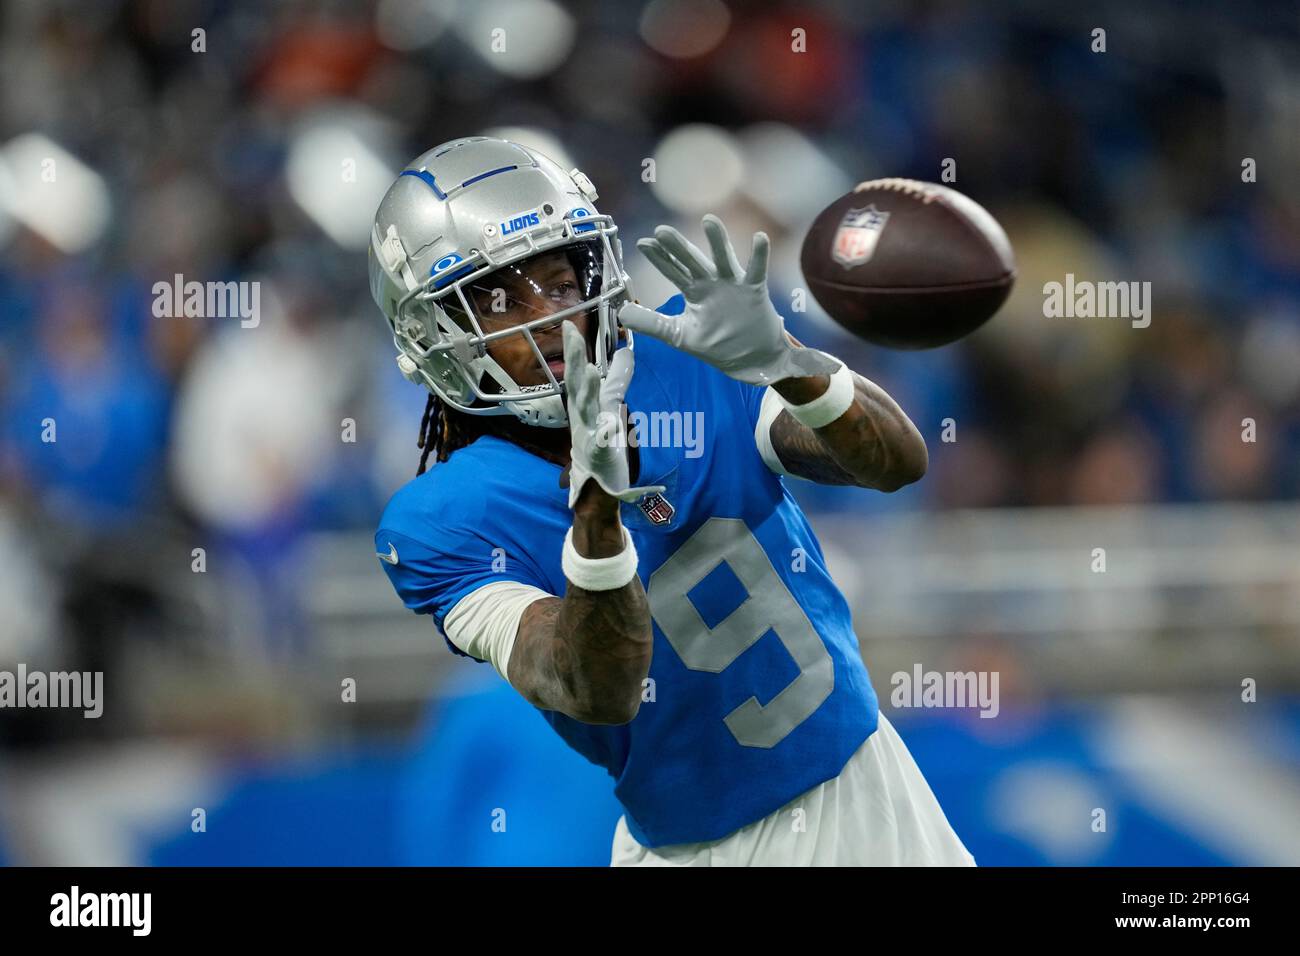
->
[768,404,859,485]
[768,373,928,491]
[506,490,653,724]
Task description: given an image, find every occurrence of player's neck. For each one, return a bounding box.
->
[491,417,641,482]
[492,416,572,468]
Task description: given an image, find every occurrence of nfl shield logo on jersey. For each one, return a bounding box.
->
[638,492,675,525]
[832,204,890,268]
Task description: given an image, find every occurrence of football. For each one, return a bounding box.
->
[800,179,1016,349]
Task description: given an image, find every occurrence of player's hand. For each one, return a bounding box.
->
[562,321,664,509]
[618,214,839,386]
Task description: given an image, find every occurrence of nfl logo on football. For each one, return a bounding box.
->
[832,205,890,268]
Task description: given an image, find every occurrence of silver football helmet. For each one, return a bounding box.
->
[369,136,632,428]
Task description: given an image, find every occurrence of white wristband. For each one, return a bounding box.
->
[562,525,638,591]
[777,354,855,429]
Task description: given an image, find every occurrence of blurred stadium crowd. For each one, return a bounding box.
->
[0,0,1297,865]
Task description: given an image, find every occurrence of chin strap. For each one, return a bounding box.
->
[504,391,569,428]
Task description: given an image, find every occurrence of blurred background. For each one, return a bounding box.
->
[1,0,1299,866]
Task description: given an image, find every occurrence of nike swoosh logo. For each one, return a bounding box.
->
[376,543,399,565]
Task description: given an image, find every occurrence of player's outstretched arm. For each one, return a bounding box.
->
[765,355,928,490]
[618,213,927,491]
[505,322,660,725]
[508,484,653,725]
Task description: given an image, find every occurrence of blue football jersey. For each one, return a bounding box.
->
[376,295,879,848]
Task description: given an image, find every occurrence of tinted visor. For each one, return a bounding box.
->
[444,240,604,334]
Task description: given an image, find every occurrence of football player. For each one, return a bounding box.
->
[370,136,975,866]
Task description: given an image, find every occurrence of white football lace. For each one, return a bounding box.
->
[852,177,940,203]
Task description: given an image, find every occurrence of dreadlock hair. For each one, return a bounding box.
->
[415,393,480,475]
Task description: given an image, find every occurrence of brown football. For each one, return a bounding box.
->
[800,179,1016,349]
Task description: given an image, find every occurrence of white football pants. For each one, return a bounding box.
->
[610,712,977,867]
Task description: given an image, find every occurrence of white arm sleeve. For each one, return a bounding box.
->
[442,581,553,683]
[753,387,809,481]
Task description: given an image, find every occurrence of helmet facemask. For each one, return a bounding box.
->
[389,216,629,428]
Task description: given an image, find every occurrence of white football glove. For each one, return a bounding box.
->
[618,214,840,386]
[562,321,664,509]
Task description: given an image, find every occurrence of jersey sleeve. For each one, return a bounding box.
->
[374,525,554,661]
